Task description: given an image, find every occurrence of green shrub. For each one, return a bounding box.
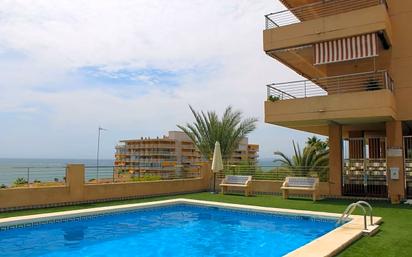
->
[0,184,7,189]
[130,175,162,182]
[117,169,127,174]
[13,177,28,186]
[268,95,280,102]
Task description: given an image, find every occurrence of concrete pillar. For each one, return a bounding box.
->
[329,123,343,196]
[386,121,405,203]
[200,163,213,191]
[66,164,85,201]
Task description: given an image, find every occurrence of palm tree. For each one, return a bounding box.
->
[177,105,258,161]
[307,135,328,152]
[274,140,329,180]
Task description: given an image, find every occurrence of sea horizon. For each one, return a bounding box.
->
[0,158,116,186]
[0,157,276,186]
[0,157,275,166]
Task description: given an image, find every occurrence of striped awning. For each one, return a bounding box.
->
[315,33,378,65]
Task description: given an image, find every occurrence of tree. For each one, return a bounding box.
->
[274,139,329,181]
[177,105,258,161]
[307,135,328,152]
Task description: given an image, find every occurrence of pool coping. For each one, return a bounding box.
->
[0,198,382,257]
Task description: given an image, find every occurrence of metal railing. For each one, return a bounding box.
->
[125,151,176,156]
[267,70,394,101]
[265,0,387,29]
[338,201,374,230]
[218,165,329,182]
[404,136,412,197]
[84,165,202,184]
[344,158,387,175]
[0,166,67,189]
[129,157,177,160]
[342,137,388,198]
[125,144,176,149]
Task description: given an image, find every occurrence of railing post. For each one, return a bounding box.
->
[384,71,388,90]
[96,166,99,184]
[364,137,368,195]
[304,81,307,97]
[27,167,30,187]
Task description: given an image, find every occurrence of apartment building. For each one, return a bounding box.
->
[263,0,412,203]
[115,131,259,173]
[229,138,260,165]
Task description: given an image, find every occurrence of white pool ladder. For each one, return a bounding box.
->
[337,201,374,230]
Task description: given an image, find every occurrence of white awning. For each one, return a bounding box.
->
[315,33,378,65]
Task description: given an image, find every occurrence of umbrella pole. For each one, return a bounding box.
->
[213,172,216,193]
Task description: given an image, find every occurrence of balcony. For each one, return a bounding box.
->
[265,70,396,134]
[263,0,392,79]
[265,0,387,29]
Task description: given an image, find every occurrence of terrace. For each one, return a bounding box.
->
[1,192,411,257]
[263,0,392,80]
[0,161,411,256]
[265,70,396,134]
[266,70,393,100]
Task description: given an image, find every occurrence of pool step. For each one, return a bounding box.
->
[362,224,380,236]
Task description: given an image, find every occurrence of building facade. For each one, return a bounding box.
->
[115,131,259,173]
[263,0,412,203]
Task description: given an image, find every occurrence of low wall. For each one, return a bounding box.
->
[0,165,335,211]
[0,186,71,209]
[251,180,330,196]
[83,178,208,201]
[0,164,212,211]
[215,178,330,197]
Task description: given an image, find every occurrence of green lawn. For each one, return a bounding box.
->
[1,193,412,257]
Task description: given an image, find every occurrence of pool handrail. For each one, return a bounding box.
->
[338,201,374,230]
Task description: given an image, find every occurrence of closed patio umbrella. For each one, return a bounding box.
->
[211,141,223,193]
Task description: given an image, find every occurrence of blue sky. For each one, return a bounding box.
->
[0,0,318,160]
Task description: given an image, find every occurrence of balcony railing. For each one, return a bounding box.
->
[267,70,393,101]
[265,0,387,29]
[126,144,176,149]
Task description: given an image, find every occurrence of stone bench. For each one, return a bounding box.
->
[220,175,252,196]
[281,177,320,201]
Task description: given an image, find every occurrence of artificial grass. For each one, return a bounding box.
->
[1,192,412,257]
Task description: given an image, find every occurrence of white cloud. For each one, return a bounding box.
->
[0,0,315,159]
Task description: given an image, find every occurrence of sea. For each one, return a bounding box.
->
[0,158,114,186]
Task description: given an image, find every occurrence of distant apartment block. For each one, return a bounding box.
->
[232,140,260,164]
[115,131,259,173]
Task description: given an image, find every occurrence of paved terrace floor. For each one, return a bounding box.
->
[1,193,412,257]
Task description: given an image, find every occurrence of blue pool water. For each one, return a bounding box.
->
[0,204,338,257]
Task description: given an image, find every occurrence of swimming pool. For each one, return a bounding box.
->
[0,199,375,257]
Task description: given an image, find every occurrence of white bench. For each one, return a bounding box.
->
[220,175,252,196]
[281,177,320,201]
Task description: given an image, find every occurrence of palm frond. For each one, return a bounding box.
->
[273,139,330,179]
[178,105,258,161]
